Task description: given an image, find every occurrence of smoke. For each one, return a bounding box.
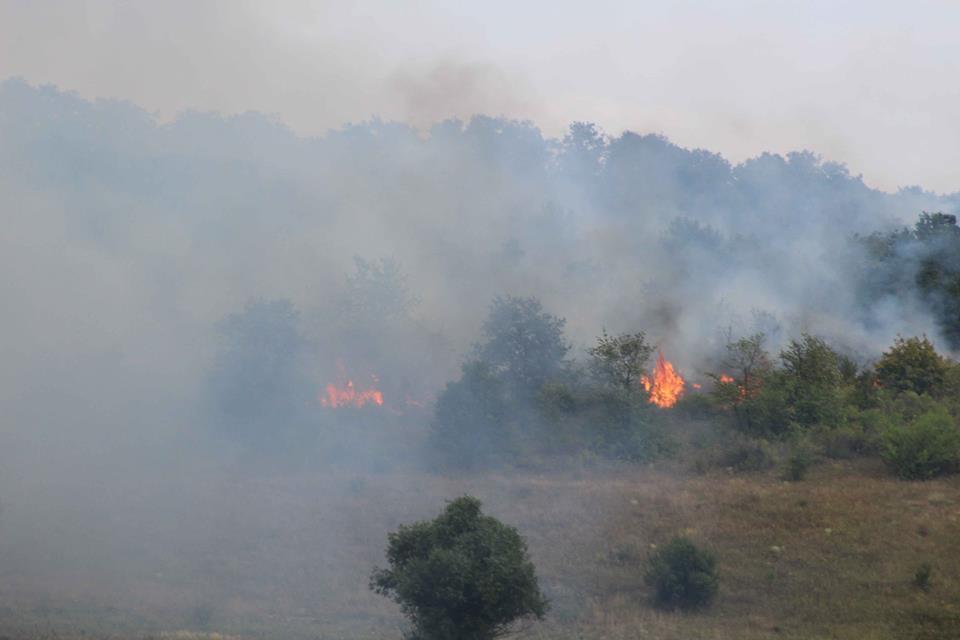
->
[0,77,959,635]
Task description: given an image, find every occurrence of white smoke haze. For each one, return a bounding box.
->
[0,73,958,637]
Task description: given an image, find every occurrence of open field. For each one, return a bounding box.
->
[1,455,958,640]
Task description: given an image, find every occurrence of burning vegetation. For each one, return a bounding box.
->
[319,363,384,408]
[641,351,686,408]
[319,379,384,408]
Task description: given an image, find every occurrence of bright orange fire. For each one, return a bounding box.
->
[640,351,686,408]
[719,374,735,384]
[319,364,384,409]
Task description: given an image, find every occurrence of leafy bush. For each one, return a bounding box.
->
[370,496,548,640]
[782,439,818,481]
[875,335,949,397]
[645,537,719,610]
[914,562,933,591]
[538,384,676,462]
[815,423,879,459]
[881,408,960,480]
[717,434,778,472]
[779,334,845,428]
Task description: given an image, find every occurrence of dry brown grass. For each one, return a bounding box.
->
[1,457,958,639]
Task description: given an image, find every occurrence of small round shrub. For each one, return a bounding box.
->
[718,435,777,472]
[881,408,960,480]
[645,537,718,610]
[914,562,933,591]
[370,496,548,640]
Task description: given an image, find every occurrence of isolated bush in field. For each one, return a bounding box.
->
[914,562,933,591]
[370,496,548,640]
[881,408,960,480]
[645,537,718,610]
[875,335,949,397]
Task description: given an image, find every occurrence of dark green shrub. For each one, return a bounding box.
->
[881,408,960,480]
[370,496,548,640]
[782,441,817,481]
[428,362,509,469]
[717,435,777,472]
[816,424,878,459]
[645,537,719,610]
[914,562,933,591]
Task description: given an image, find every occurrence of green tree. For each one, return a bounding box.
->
[370,496,548,640]
[779,334,844,427]
[713,333,776,434]
[720,333,771,400]
[588,330,654,390]
[474,296,570,397]
[875,335,949,396]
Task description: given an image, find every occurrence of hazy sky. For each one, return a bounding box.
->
[2,0,958,192]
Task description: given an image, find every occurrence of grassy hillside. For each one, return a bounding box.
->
[1,454,958,640]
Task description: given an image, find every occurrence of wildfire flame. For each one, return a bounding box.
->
[717,373,748,400]
[319,364,384,408]
[640,351,686,408]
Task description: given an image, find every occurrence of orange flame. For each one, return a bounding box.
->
[319,380,384,408]
[319,363,384,408]
[640,351,686,408]
[717,373,748,401]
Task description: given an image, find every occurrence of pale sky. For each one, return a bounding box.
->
[2,0,958,192]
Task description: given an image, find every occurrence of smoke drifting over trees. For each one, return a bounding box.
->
[1,77,959,636]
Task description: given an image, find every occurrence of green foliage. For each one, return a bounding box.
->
[782,440,818,481]
[370,496,548,640]
[537,383,676,462]
[720,333,772,399]
[588,330,654,390]
[474,296,570,396]
[779,334,845,428]
[881,408,960,480]
[815,422,880,459]
[735,372,793,437]
[875,335,949,397]
[718,434,778,472]
[645,537,719,610]
[429,362,509,469]
[914,562,933,592]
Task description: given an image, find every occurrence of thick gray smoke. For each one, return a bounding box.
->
[0,78,957,635]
